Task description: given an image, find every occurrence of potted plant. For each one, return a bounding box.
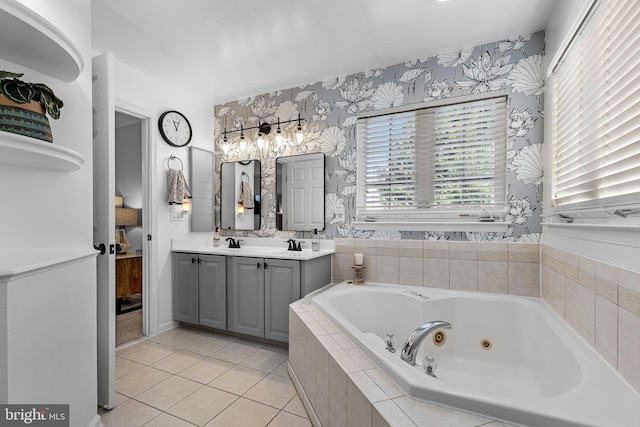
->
[0,70,64,143]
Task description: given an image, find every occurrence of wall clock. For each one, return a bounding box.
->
[158,110,192,147]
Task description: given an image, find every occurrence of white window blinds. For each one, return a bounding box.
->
[553,0,640,211]
[357,95,507,217]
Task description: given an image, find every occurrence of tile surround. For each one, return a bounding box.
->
[541,244,640,394]
[333,239,540,297]
[289,301,504,427]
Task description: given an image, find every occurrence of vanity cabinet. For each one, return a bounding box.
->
[172,253,226,329]
[172,251,331,343]
[227,257,300,341]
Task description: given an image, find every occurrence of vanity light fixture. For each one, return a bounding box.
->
[220,115,306,151]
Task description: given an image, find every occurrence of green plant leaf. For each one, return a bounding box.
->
[37,89,61,119]
[0,70,24,80]
[0,79,36,104]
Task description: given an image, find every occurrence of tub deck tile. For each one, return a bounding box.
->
[332,350,361,374]
[374,400,417,427]
[345,347,376,371]
[365,369,405,399]
[349,371,388,403]
[393,396,492,427]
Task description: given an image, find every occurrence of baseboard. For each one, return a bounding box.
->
[87,413,103,427]
[288,362,321,427]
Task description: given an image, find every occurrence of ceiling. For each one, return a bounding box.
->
[91,0,558,105]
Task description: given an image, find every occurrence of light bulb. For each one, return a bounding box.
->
[275,131,283,146]
[296,127,304,143]
[257,133,265,149]
[239,138,246,151]
[221,142,230,154]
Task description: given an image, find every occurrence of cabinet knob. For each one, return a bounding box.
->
[192,258,196,263]
[264,262,269,269]
[257,262,261,269]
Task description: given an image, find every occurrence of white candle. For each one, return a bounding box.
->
[354,253,364,265]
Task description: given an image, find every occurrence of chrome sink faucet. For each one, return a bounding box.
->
[400,321,451,366]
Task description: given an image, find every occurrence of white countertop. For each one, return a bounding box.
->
[171,237,335,261]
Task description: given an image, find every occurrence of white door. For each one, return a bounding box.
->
[93,52,116,409]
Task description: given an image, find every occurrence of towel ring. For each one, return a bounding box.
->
[241,171,250,183]
[167,155,183,170]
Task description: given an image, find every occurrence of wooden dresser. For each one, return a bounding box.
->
[116,253,142,313]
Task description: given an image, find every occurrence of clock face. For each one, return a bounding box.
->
[159,111,192,147]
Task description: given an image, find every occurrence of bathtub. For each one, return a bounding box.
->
[311,282,640,427]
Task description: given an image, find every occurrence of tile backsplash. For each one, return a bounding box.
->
[333,238,540,297]
[541,244,640,393]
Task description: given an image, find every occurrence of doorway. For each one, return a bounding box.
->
[114,111,145,346]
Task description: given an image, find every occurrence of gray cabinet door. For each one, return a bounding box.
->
[265,258,300,342]
[228,257,264,338]
[199,254,226,329]
[172,253,199,324]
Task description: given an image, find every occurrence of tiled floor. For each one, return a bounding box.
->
[100,327,311,427]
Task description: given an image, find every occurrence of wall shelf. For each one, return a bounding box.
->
[0,0,84,81]
[0,130,84,172]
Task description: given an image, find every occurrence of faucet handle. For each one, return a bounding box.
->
[385,333,396,353]
[422,355,438,378]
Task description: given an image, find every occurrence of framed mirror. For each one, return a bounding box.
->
[189,147,214,232]
[220,160,261,230]
[276,153,325,231]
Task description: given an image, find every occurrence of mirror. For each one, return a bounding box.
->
[276,153,325,231]
[220,160,261,230]
[190,147,214,231]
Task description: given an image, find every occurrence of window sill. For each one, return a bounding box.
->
[352,221,509,232]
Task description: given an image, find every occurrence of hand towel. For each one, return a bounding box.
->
[167,167,191,204]
[238,181,255,209]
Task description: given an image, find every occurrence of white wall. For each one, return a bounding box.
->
[542,0,640,272]
[111,60,215,333]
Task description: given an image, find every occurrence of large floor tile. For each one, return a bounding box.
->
[116,356,145,379]
[151,350,204,374]
[117,341,178,365]
[210,340,264,364]
[177,357,235,384]
[166,386,237,426]
[267,411,312,427]
[116,366,172,397]
[143,412,196,427]
[209,365,267,395]
[101,399,160,427]
[244,374,297,409]
[240,348,289,373]
[204,397,278,427]
[282,394,309,419]
[136,375,202,411]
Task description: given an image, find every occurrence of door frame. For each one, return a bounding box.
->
[115,101,156,336]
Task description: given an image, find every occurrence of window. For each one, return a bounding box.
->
[553,0,640,213]
[356,93,508,220]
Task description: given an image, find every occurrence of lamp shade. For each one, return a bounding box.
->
[115,208,139,226]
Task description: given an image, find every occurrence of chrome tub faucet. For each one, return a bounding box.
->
[400,321,451,366]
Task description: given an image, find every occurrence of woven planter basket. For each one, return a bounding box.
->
[0,94,52,143]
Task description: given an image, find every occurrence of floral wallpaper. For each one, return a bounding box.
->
[214,31,544,242]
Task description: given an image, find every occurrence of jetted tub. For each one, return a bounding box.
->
[312,282,640,427]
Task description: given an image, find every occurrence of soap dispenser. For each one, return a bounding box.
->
[212,227,221,247]
[311,228,320,251]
